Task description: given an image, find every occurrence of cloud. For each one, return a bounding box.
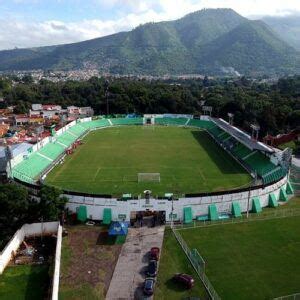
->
[0,0,300,50]
[0,7,167,50]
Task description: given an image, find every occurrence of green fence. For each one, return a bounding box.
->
[171,226,220,300]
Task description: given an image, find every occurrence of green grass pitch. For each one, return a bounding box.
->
[0,265,50,300]
[45,126,251,196]
[179,198,300,299]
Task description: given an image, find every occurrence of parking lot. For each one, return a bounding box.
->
[106,225,165,300]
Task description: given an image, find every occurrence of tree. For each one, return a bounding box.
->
[38,186,68,221]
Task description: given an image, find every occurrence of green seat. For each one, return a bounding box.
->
[110,118,143,126]
[187,119,213,129]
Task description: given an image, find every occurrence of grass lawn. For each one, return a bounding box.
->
[179,197,300,299]
[46,126,251,196]
[278,140,298,153]
[59,225,122,300]
[0,264,50,300]
[155,228,209,300]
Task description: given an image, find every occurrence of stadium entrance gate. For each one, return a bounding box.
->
[130,210,166,227]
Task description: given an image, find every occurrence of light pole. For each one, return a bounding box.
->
[228,113,234,125]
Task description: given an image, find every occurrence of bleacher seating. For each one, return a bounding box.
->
[232,143,253,160]
[68,124,86,137]
[244,151,276,176]
[155,117,188,126]
[110,118,143,126]
[262,167,286,185]
[80,119,111,130]
[12,152,52,182]
[187,119,214,129]
[39,142,65,160]
[11,117,285,186]
[208,125,225,139]
[208,123,281,181]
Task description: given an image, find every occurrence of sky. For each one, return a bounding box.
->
[0,0,299,50]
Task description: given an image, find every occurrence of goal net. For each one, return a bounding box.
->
[138,173,160,183]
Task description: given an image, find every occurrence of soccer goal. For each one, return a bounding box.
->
[138,173,160,183]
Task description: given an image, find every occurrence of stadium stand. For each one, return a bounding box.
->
[232,143,253,160]
[187,119,214,129]
[155,117,188,126]
[208,125,225,140]
[80,118,111,130]
[110,117,143,126]
[10,116,287,187]
[12,152,51,182]
[39,143,65,160]
[262,167,286,185]
[243,152,276,176]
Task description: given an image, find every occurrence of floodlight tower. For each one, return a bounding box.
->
[228,113,234,125]
[250,124,260,141]
[202,106,213,117]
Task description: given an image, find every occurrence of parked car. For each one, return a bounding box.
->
[143,277,155,295]
[147,260,157,277]
[149,247,160,260]
[173,273,195,289]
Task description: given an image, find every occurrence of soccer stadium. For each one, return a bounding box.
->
[9,114,293,223]
[5,114,299,299]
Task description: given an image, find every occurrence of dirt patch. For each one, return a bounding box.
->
[60,225,122,297]
[10,236,56,266]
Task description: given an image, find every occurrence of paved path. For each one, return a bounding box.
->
[106,226,165,300]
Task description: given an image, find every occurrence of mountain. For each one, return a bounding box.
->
[263,14,300,51]
[0,8,299,76]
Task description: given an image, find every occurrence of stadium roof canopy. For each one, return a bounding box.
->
[212,118,274,153]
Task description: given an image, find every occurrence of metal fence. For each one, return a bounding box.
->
[273,293,300,300]
[171,227,221,300]
[172,207,300,231]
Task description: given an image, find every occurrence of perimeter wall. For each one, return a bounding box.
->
[65,176,289,222]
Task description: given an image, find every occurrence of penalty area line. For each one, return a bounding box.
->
[93,168,101,181]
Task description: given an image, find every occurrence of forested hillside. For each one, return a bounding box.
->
[0,9,299,76]
[0,75,299,136]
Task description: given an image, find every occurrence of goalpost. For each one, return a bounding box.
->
[138,173,161,183]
